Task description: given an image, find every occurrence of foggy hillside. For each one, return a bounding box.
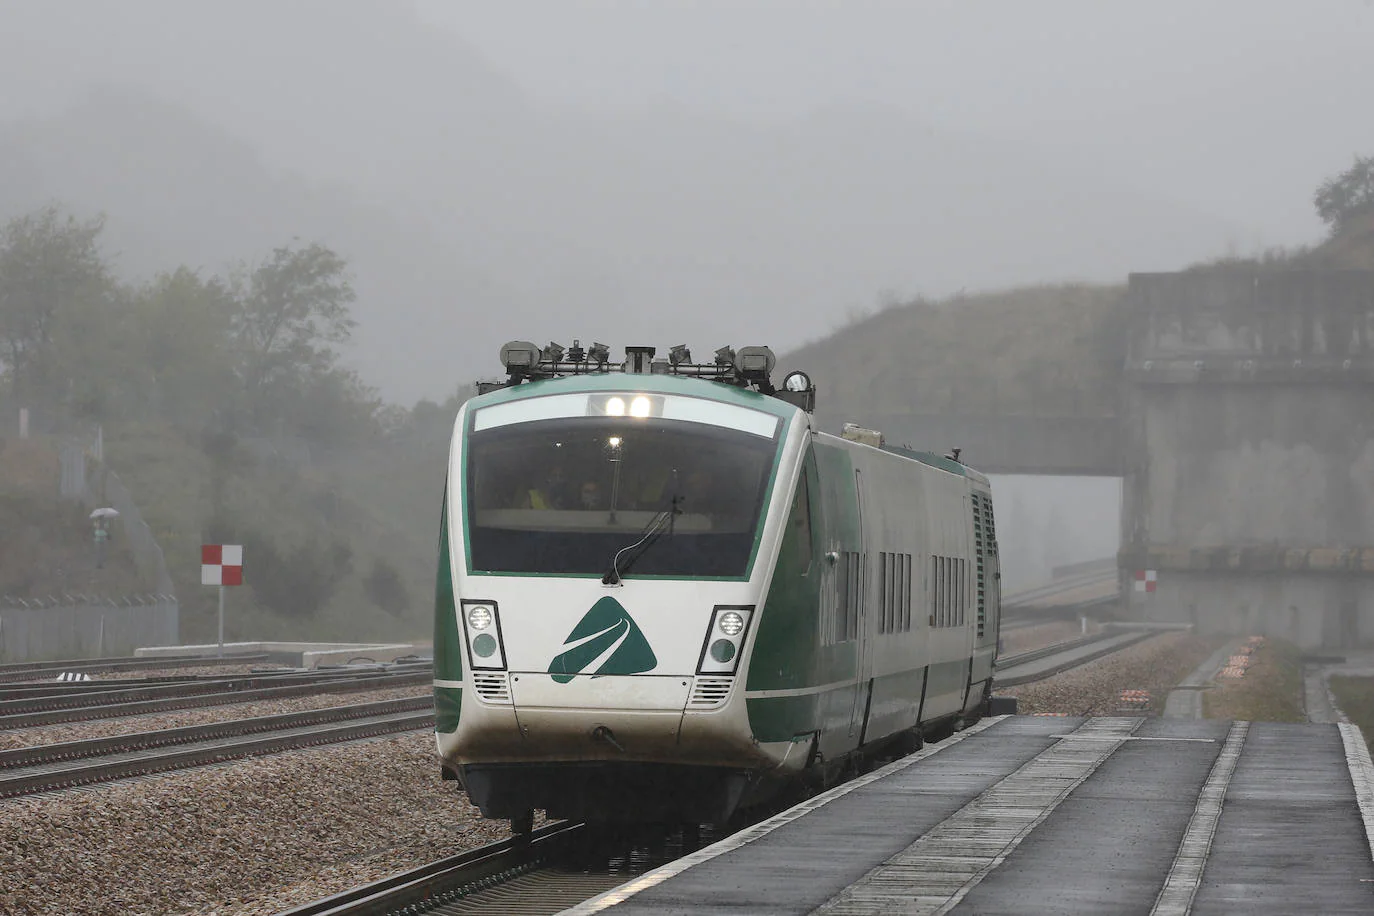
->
[0,0,1242,402]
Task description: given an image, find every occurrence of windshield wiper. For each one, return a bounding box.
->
[602,491,681,585]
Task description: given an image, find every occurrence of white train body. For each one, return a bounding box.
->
[433,363,1001,823]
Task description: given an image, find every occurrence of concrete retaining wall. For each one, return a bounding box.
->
[1121,269,1374,649]
[0,600,179,662]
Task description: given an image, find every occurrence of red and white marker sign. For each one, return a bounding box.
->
[202,544,244,586]
[1133,569,1157,593]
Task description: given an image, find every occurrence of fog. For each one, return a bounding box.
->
[3,1,1370,585]
[6,1,1369,403]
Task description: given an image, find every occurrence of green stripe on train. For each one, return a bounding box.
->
[435,686,463,733]
[433,490,464,689]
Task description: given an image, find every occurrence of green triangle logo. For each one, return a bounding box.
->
[549,596,658,683]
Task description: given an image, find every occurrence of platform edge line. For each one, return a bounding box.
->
[1149,719,1249,916]
[1339,722,1374,863]
[558,715,1009,914]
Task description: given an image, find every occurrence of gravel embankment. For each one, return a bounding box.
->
[0,687,431,751]
[1000,631,1223,715]
[0,732,507,916]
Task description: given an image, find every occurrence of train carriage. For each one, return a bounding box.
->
[434,341,1002,827]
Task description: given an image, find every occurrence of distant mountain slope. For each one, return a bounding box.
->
[782,283,1126,433]
[0,1,1242,401]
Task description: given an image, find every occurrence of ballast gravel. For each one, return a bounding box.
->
[0,686,431,751]
[998,620,1099,656]
[1000,630,1222,716]
[0,731,507,916]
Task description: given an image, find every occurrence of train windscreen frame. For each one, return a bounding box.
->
[464,394,783,578]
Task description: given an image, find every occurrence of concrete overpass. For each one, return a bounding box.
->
[822,268,1374,648]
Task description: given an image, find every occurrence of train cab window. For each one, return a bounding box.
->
[465,412,781,577]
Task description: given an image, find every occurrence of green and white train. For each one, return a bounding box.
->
[434,341,1002,826]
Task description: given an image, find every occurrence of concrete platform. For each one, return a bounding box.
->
[569,716,1374,915]
[134,641,423,667]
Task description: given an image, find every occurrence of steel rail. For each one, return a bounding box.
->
[0,653,274,684]
[0,707,434,798]
[275,822,586,916]
[0,695,432,770]
[0,669,432,729]
[993,629,1157,688]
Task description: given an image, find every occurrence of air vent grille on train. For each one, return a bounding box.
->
[472,672,512,703]
[689,677,734,708]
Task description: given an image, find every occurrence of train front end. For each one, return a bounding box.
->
[434,350,810,824]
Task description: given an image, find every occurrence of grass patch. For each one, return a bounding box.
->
[1329,676,1374,754]
[1202,638,1306,722]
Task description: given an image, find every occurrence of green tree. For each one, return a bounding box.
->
[130,268,239,427]
[230,242,358,431]
[0,206,112,406]
[1315,155,1374,233]
[363,556,411,615]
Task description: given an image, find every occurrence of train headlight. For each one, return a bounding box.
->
[460,601,506,672]
[697,606,754,676]
[629,396,652,418]
[606,396,626,417]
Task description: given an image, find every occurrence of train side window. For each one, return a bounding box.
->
[957,558,964,627]
[935,556,944,628]
[905,553,911,632]
[942,556,950,628]
[891,552,899,634]
[877,553,885,634]
[846,552,857,645]
[880,553,890,634]
[835,553,849,644]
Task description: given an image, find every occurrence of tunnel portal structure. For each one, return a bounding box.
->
[1118,269,1374,648]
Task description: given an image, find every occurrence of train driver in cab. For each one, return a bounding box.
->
[516,464,572,510]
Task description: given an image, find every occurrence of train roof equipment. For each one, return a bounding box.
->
[481,340,816,413]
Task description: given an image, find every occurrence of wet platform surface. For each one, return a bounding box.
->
[568,716,1374,915]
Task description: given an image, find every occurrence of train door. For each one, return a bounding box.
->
[848,468,870,739]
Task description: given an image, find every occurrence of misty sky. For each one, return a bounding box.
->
[10,0,1348,577]
[431,0,1374,244]
[2,0,1373,407]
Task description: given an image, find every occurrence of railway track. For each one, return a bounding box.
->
[0,696,434,798]
[0,666,431,729]
[0,652,275,684]
[992,628,1158,688]
[277,819,743,916]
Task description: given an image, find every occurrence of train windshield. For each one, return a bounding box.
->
[464,395,782,577]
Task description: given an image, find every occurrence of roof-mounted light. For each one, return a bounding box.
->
[482,339,812,408]
[499,340,541,371]
[778,369,816,413]
[625,346,656,374]
[734,346,776,380]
